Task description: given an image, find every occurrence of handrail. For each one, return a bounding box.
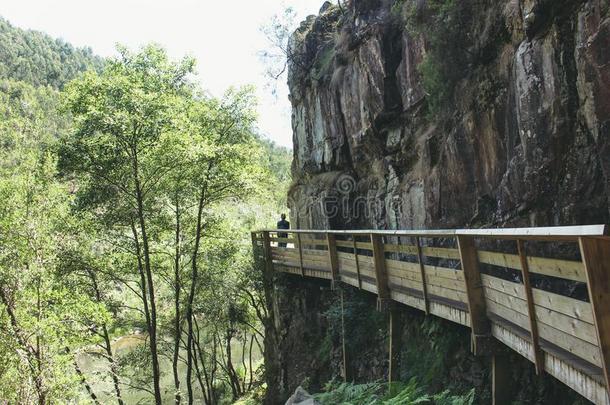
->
[257,224,608,240]
[252,225,610,404]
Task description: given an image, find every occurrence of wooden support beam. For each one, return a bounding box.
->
[327,233,340,288]
[296,233,305,277]
[457,235,491,355]
[579,237,610,400]
[340,289,348,382]
[415,237,430,315]
[517,239,544,375]
[371,233,391,311]
[352,235,362,289]
[492,354,511,405]
[262,231,273,273]
[388,307,403,384]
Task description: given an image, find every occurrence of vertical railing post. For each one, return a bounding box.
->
[415,237,430,315]
[457,235,491,355]
[262,231,273,273]
[579,236,610,400]
[371,233,391,312]
[326,233,340,288]
[296,232,305,277]
[352,234,362,289]
[517,240,543,375]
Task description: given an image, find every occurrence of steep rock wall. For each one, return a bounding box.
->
[287,0,609,230]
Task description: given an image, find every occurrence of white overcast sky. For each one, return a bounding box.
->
[2,0,325,148]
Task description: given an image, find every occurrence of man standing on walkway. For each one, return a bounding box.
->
[277,213,290,247]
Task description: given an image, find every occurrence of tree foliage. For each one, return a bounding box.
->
[0,17,104,89]
[0,15,290,404]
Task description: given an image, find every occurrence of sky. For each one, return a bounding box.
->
[2,0,325,148]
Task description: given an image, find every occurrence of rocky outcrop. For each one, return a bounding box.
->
[285,387,319,405]
[287,0,610,230]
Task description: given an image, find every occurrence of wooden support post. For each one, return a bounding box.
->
[296,233,305,277]
[517,240,543,375]
[492,354,511,405]
[352,235,362,289]
[327,233,340,288]
[388,306,403,384]
[415,237,430,315]
[340,289,348,382]
[262,231,273,271]
[250,231,257,249]
[579,236,610,400]
[371,233,391,311]
[457,235,491,355]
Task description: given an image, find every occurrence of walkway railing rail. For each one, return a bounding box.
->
[251,225,610,404]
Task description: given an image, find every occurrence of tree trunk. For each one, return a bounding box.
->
[186,184,207,405]
[248,334,255,391]
[194,317,213,404]
[0,288,45,403]
[225,329,242,399]
[173,201,182,405]
[132,150,162,404]
[88,270,124,405]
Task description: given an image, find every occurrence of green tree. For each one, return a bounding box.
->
[61,44,195,404]
[61,44,269,404]
[0,89,107,403]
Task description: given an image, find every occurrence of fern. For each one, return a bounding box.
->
[313,378,475,405]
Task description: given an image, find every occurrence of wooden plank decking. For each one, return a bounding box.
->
[251,226,610,404]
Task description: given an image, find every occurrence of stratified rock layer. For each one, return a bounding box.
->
[288,0,609,230]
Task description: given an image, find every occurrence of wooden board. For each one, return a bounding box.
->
[457,235,491,345]
[385,259,421,275]
[485,298,602,367]
[300,237,327,241]
[423,265,465,282]
[338,260,357,274]
[477,250,586,283]
[480,274,595,324]
[270,237,296,244]
[336,240,373,250]
[389,276,468,304]
[383,244,418,255]
[338,252,374,267]
[491,322,609,405]
[483,287,597,345]
[421,246,461,260]
[579,237,610,400]
[390,290,426,311]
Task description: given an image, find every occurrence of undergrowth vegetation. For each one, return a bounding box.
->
[314,379,475,405]
[402,0,472,118]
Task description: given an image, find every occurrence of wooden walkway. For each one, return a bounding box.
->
[251,225,610,404]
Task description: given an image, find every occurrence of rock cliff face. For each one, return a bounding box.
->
[287,0,609,230]
[266,1,610,403]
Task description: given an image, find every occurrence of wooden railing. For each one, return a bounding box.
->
[251,225,610,404]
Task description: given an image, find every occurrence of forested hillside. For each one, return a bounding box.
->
[0,16,290,404]
[0,17,103,88]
